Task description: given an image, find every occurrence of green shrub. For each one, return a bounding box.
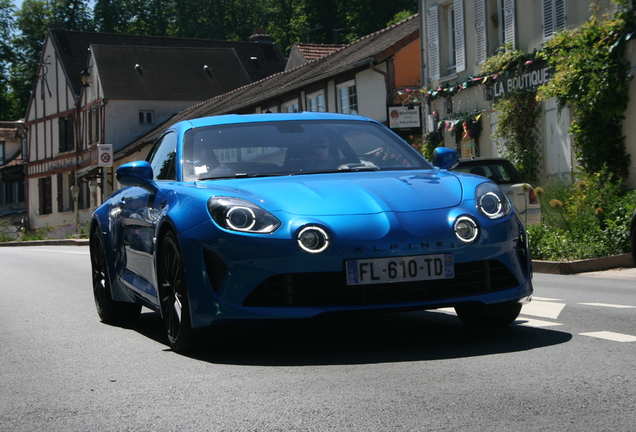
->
[528,169,636,261]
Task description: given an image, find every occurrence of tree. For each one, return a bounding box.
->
[0,0,15,119]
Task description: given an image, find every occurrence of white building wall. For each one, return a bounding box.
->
[356,64,388,124]
[104,99,199,152]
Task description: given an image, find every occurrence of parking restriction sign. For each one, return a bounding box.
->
[97,144,113,167]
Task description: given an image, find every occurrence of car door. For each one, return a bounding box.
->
[118,132,177,305]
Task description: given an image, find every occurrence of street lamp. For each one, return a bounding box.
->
[70,185,80,228]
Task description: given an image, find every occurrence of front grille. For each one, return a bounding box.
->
[242,260,519,307]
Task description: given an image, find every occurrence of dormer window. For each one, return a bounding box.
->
[139,110,154,124]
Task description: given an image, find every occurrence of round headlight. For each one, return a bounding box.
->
[478,192,503,217]
[475,183,511,219]
[454,216,479,244]
[297,226,330,254]
[226,206,256,231]
[208,197,281,233]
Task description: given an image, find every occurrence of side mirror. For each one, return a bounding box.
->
[116,161,158,193]
[432,147,460,170]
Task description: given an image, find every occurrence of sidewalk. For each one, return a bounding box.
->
[574,267,636,280]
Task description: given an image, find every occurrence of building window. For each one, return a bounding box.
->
[78,178,90,210]
[337,81,358,115]
[475,0,487,65]
[139,110,154,124]
[542,0,566,41]
[58,115,75,153]
[38,176,52,215]
[282,100,299,113]
[307,91,325,112]
[56,172,74,213]
[501,0,516,48]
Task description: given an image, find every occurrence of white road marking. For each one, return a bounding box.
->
[521,300,566,320]
[579,331,636,342]
[514,317,563,328]
[578,303,636,309]
[532,297,565,302]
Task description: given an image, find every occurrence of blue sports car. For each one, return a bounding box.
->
[90,112,533,353]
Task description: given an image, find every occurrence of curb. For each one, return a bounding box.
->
[0,239,89,247]
[532,253,634,275]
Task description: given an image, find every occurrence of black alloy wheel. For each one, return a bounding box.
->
[90,230,141,325]
[158,231,199,353]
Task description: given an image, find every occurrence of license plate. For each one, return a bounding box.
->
[346,253,454,285]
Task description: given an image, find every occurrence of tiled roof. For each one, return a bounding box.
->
[48,28,287,99]
[286,43,345,70]
[296,43,345,61]
[92,45,252,100]
[119,14,420,159]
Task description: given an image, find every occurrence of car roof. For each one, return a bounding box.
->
[182,112,376,129]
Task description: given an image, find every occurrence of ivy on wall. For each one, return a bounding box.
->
[537,0,635,181]
[492,90,542,183]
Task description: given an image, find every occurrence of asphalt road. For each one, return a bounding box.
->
[1,246,635,431]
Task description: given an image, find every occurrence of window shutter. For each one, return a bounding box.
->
[45,176,52,215]
[427,5,440,81]
[38,178,44,215]
[543,0,566,41]
[503,0,516,49]
[454,0,466,73]
[67,115,75,151]
[58,117,66,153]
[555,0,566,32]
[475,0,487,65]
[57,172,63,213]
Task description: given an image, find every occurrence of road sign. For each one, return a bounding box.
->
[97,144,113,167]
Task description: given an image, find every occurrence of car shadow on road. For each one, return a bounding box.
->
[130,309,572,366]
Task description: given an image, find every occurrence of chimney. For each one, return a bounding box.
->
[249,27,273,44]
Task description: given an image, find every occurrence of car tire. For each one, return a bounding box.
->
[158,231,200,353]
[90,231,141,325]
[454,303,522,328]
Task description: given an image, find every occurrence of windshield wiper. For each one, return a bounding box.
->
[198,173,286,181]
[337,163,380,171]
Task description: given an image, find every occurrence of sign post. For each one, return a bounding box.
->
[97,144,113,200]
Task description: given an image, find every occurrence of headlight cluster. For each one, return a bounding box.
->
[208,197,280,233]
[454,216,479,244]
[296,225,331,254]
[453,182,511,244]
[475,182,511,219]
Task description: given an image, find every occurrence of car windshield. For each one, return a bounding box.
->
[181,120,431,181]
[454,160,523,184]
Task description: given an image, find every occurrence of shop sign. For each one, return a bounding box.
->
[494,60,553,99]
[388,106,421,129]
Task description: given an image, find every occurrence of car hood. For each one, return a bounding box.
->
[203,171,463,216]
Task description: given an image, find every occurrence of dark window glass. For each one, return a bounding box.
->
[148,132,177,181]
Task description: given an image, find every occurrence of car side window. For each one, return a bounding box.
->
[148,132,177,180]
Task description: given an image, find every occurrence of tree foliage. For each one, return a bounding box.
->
[0,0,418,120]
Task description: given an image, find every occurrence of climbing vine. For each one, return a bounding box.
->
[479,46,543,183]
[493,90,543,184]
[537,0,635,180]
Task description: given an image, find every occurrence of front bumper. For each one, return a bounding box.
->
[178,210,533,329]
